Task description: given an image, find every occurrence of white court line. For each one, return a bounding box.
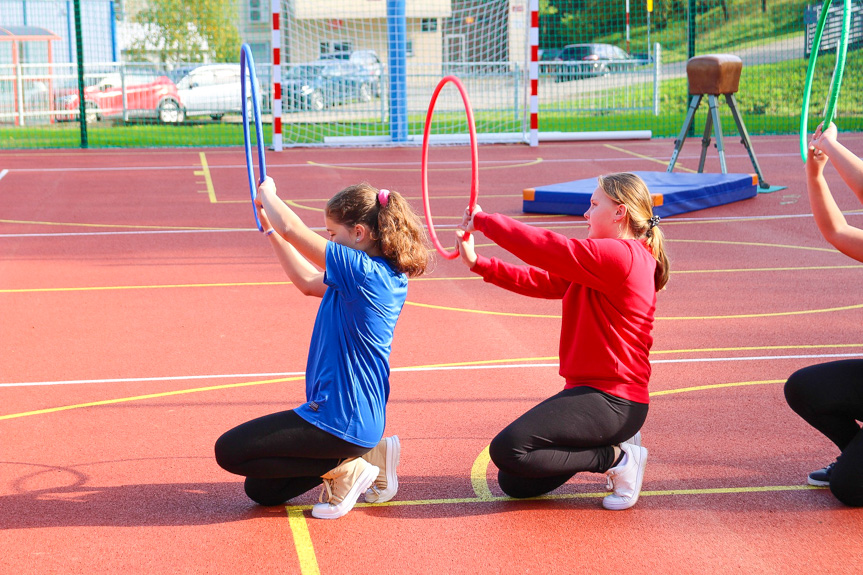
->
[0,152,799,174]
[2,352,861,388]
[0,169,8,181]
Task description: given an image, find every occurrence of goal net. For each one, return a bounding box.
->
[277,0,531,146]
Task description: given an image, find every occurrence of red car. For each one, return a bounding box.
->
[57,72,184,123]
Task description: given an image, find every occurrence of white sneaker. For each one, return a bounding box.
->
[363,435,401,503]
[603,442,648,510]
[311,457,379,520]
[606,432,642,491]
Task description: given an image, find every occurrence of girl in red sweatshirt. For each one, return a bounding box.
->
[456,172,669,510]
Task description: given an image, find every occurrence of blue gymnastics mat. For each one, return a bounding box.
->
[522,171,758,217]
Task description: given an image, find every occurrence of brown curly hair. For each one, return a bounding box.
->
[326,183,430,278]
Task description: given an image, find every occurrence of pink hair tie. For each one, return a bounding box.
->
[378,189,390,207]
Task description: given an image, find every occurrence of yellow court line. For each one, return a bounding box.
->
[272,193,523,203]
[676,264,863,274]
[0,376,304,421]
[650,379,784,396]
[287,509,321,575]
[285,199,324,213]
[404,300,560,318]
[659,302,863,320]
[285,483,823,514]
[195,152,217,204]
[405,300,863,321]
[0,281,291,294]
[669,238,838,253]
[0,358,827,422]
[283,480,827,574]
[0,219,241,231]
[603,144,698,173]
[470,446,494,501]
[651,343,863,355]
[306,158,544,172]
[5,281,863,321]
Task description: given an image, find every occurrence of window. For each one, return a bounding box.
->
[421,18,437,32]
[249,0,263,23]
[320,41,353,58]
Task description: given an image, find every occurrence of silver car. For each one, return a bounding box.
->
[176,64,262,121]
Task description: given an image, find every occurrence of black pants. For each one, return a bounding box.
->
[214,409,370,506]
[489,386,649,498]
[785,359,863,507]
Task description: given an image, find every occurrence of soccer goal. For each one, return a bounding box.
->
[272,0,660,148]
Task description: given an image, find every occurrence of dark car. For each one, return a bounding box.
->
[283,60,375,112]
[320,50,384,97]
[553,43,639,82]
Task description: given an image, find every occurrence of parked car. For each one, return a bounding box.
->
[553,43,639,82]
[57,72,183,123]
[283,60,375,112]
[320,49,384,96]
[175,64,261,121]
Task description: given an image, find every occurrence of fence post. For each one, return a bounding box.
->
[15,60,25,127]
[386,0,408,142]
[73,0,88,148]
[653,43,661,116]
[121,64,128,122]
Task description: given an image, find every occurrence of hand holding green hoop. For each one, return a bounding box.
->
[800,0,850,162]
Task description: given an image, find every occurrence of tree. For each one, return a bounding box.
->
[129,0,241,64]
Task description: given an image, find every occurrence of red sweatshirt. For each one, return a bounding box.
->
[471,212,656,404]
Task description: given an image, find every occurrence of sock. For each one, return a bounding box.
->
[611,449,626,468]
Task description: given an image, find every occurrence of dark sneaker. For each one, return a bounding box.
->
[807,462,835,486]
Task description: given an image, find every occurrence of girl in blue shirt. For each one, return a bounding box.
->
[215,177,429,519]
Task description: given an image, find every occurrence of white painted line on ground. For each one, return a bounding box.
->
[2,352,861,388]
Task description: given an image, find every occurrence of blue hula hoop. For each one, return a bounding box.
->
[241,43,266,231]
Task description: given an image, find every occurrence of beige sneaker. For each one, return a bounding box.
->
[362,435,401,503]
[311,457,379,520]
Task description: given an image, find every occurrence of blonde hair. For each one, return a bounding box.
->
[597,173,670,291]
[326,183,430,278]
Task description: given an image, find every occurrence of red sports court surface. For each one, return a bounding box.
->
[2,136,863,574]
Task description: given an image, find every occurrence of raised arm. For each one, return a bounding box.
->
[456,210,569,299]
[462,206,630,292]
[256,177,329,269]
[806,133,863,262]
[257,206,327,297]
[811,123,863,205]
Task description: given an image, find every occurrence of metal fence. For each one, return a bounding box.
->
[1,0,861,148]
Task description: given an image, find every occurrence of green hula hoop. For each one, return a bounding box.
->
[800,0,851,162]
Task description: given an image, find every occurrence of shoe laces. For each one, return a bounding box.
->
[318,477,334,504]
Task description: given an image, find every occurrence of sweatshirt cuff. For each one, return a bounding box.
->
[473,210,489,232]
[471,254,494,277]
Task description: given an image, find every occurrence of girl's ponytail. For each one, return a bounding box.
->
[597,173,670,291]
[376,189,429,277]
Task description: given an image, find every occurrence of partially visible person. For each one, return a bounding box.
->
[784,123,863,506]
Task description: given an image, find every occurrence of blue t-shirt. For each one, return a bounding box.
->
[294,241,408,448]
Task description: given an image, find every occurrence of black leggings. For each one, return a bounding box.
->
[489,386,649,499]
[214,409,370,506]
[785,359,863,507]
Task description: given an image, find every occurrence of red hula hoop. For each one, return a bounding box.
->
[421,75,479,260]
